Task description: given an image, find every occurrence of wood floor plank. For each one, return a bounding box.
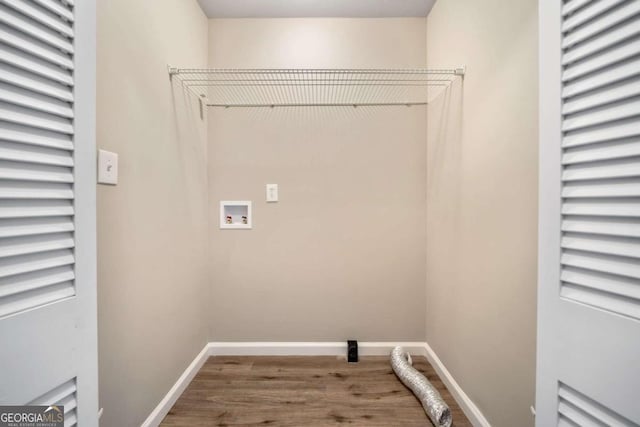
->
[161,356,472,426]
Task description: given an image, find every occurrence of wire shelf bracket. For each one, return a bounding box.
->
[168,65,465,108]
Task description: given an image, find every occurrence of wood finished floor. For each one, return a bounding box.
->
[161,356,472,426]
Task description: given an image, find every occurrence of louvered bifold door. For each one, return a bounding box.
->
[561,0,640,321]
[0,0,76,318]
[0,0,98,425]
[537,1,640,426]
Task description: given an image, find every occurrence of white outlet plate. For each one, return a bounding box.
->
[98,149,118,185]
[266,184,278,202]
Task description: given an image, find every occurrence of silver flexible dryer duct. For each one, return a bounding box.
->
[390,346,452,427]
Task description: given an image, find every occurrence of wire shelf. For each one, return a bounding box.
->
[169,67,464,108]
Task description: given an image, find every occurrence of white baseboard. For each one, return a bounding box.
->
[142,341,489,427]
[207,341,427,357]
[423,342,491,427]
[140,344,210,427]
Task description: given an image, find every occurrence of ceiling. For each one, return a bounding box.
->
[197,0,437,18]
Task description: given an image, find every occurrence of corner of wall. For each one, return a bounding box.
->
[424,1,538,426]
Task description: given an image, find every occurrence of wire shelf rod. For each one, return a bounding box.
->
[207,102,429,108]
[168,66,465,107]
[170,68,463,75]
[184,83,449,87]
[174,78,454,83]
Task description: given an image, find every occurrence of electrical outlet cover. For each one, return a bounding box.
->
[98,149,118,185]
[266,183,278,202]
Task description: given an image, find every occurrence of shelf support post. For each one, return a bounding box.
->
[167,64,179,80]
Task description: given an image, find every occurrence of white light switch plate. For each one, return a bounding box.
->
[98,149,118,185]
[266,184,278,202]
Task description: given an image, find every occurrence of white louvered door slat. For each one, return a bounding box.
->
[0,55,75,91]
[0,0,74,38]
[0,249,75,279]
[562,79,640,115]
[0,233,75,259]
[31,0,74,23]
[0,122,73,150]
[561,268,640,300]
[561,250,640,280]
[29,379,78,427]
[0,6,73,54]
[0,0,97,425]
[562,180,640,198]
[0,161,74,183]
[558,383,637,427]
[563,1,640,48]
[0,217,74,238]
[0,141,74,166]
[0,82,75,118]
[0,102,74,134]
[563,140,640,164]
[563,0,591,16]
[563,158,640,181]
[562,0,627,33]
[562,18,640,65]
[562,99,640,131]
[0,265,75,299]
[562,38,640,81]
[562,58,640,99]
[0,199,74,218]
[562,199,640,217]
[0,24,73,70]
[537,1,640,426]
[562,217,640,238]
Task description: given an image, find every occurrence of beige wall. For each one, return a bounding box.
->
[207,19,429,340]
[425,1,538,426]
[97,1,209,426]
